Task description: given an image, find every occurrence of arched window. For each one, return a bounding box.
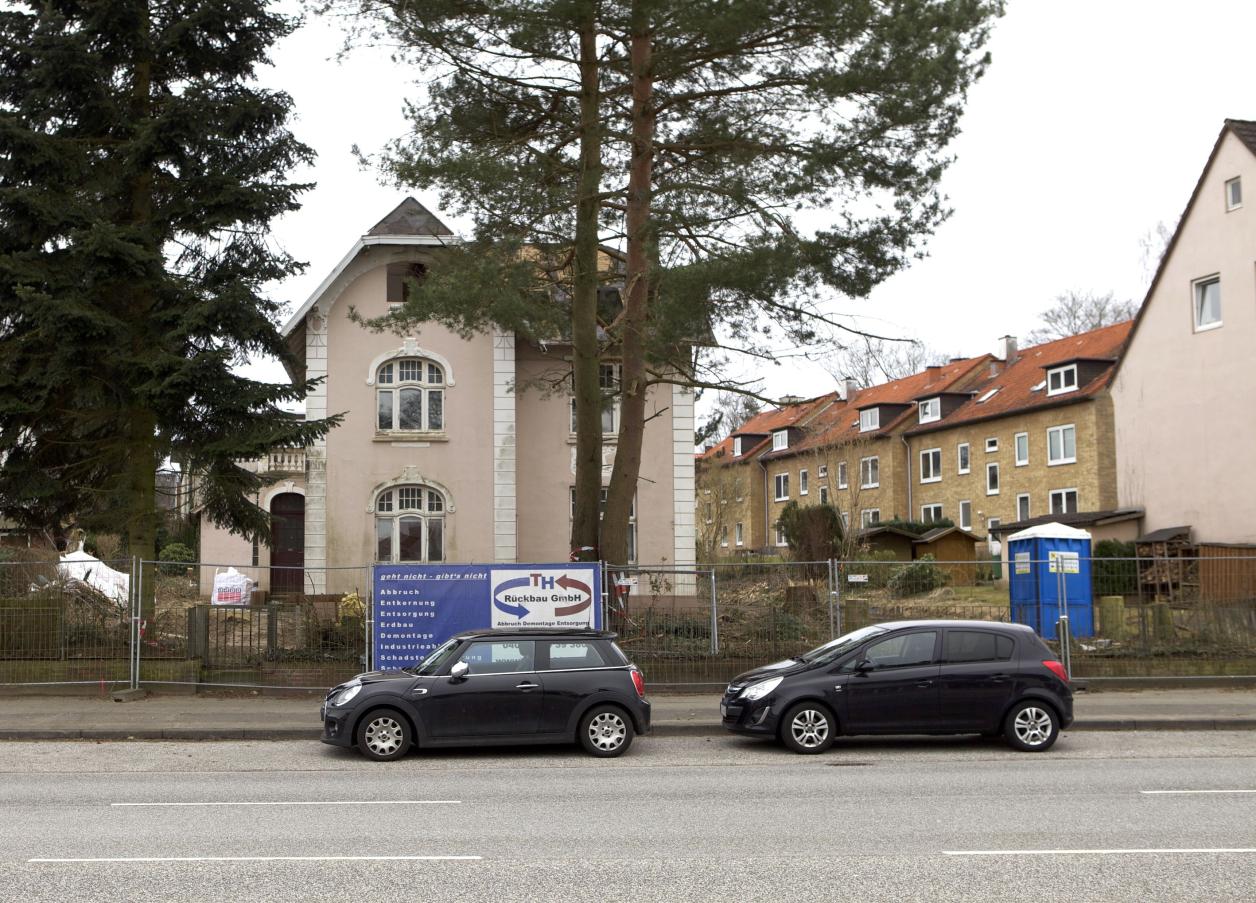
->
[375,485,446,562]
[376,358,445,433]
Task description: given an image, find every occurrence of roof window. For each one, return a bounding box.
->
[977,387,1001,404]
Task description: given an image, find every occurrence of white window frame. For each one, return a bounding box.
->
[817,464,828,479]
[837,461,849,489]
[376,359,447,434]
[774,473,790,501]
[987,517,1001,541]
[1016,492,1031,522]
[859,408,880,432]
[959,499,972,531]
[985,437,999,453]
[957,443,971,474]
[1047,364,1078,396]
[841,512,850,531]
[772,430,788,451]
[799,469,809,496]
[977,387,1000,403]
[860,509,881,528]
[860,456,879,489]
[1226,176,1242,211]
[1049,488,1079,515]
[775,523,788,547]
[919,448,942,484]
[1014,432,1029,467]
[1047,424,1077,465]
[819,485,829,504]
[986,462,1000,496]
[720,525,729,548]
[374,485,447,563]
[733,436,743,457]
[735,522,744,547]
[1193,275,1222,332]
[918,398,941,424]
[920,503,943,523]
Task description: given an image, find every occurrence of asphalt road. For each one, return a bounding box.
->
[1,732,1254,902]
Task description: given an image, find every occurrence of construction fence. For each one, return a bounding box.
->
[1,555,1254,691]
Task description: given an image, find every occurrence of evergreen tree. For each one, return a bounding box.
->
[336,0,1000,564]
[0,2,339,610]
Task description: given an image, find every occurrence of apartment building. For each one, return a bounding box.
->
[697,324,1133,555]
[1113,119,1256,544]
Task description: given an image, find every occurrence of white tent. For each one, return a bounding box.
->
[58,550,130,605]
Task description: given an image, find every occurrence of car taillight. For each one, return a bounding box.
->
[630,667,646,699]
[1042,660,1069,683]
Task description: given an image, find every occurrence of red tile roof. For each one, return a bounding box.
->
[698,395,832,462]
[906,321,1132,435]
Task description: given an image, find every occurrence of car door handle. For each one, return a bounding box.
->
[990,674,1009,683]
[411,688,428,696]
[515,682,540,690]
[915,680,933,688]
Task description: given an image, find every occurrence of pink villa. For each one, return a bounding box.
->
[195,200,696,597]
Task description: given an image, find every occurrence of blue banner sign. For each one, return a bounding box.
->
[372,563,602,669]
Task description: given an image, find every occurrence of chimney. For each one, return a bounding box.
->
[995,335,1018,363]
[925,364,942,382]
[842,378,858,402]
[778,394,803,405]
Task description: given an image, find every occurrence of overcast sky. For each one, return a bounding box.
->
[246,0,1256,406]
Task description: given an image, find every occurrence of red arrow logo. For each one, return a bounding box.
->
[554,575,592,616]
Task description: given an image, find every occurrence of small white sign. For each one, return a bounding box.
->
[1048,551,1080,574]
[847,574,869,584]
[1014,552,1031,575]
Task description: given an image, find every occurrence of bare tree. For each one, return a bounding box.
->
[695,390,764,447]
[1138,218,1178,285]
[1024,291,1138,345]
[826,337,946,387]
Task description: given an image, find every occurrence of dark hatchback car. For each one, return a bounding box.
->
[722,620,1072,754]
[321,628,650,760]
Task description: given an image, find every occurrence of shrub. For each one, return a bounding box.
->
[157,543,196,576]
[777,501,843,564]
[887,554,949,598]
[1093,539,1137,596]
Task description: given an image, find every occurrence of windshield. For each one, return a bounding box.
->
[405,637,463,676]
[797,625,888,665]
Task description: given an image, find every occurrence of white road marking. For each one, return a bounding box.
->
[943,848,1256,856]
[30,855,481,863]
[1139,790,1256,795]
[110,800,461,807]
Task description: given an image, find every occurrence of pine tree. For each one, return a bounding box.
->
[0,2,340,610]
[336,0,1001,564]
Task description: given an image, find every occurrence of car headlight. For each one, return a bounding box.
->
[332,684,362,706]
[740,676,783,701]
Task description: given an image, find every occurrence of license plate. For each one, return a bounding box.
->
[720,703,728,718]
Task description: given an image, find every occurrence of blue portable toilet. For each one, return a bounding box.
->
[1007,523,1094,638]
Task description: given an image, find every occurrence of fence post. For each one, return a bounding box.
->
[709,567,719,655]
[828,558,841,639]
[1057,613,1072,680]
[365,565,374,672]
[130,555,141,690]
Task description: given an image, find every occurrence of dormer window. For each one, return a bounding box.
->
[772,430,788,451]
[733,436,743,457]
[917,398,940,424]
[858,408,879,432]
[1226,176,1242,211]
[1047,364,1078,396]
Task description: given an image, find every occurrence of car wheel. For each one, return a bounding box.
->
[356,708,412,761]
[579,705,634,758]
[780,702,835,754]
[1004,701,1059,752]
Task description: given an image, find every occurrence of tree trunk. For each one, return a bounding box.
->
[602,5,654,566]
[569,5,605,563]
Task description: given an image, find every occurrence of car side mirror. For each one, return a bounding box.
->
[855,659,875,673]
[449,661,469,681]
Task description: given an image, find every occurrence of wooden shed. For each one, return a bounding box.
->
[857,525,917,561]
[914,526,983,584]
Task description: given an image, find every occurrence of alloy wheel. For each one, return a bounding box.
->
[587,711,627,752]
[1013,706,1053,747]
[364,716,404,757]
[790,708,830,749]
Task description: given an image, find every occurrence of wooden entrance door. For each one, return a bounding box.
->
[270,493,305,596]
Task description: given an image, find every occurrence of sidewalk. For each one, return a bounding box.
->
[1,688,1255,740]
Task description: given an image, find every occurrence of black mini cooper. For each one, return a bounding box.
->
[722,620,1073,753]
[321,628,650,760]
